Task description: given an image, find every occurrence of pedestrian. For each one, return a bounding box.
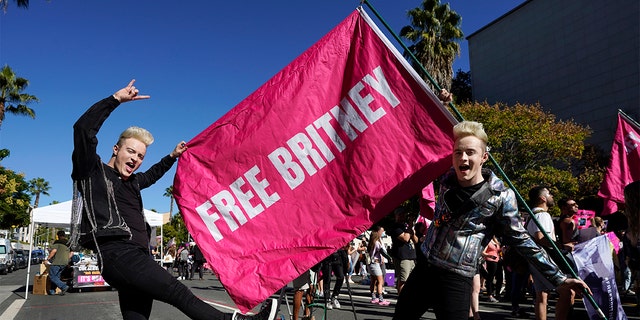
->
[191,243,205,280]
[388,207,418,294]
[291,269,315,320]
[69,80,276,320]
[526,186,577,320]
[392,120,590,320]
[45,230,72,296]
[367,226,392,306]
[320,245,348,310]
[177,244,190,280]
[482,236,503,303]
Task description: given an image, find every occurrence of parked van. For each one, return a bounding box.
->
[0,238,14,274]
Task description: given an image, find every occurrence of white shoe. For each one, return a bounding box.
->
[332,298,341,309]
[232,298,278,320]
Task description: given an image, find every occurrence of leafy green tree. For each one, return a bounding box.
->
[0,65,39,129]
[450,69,472,104]
[162,213,188,246]
[0,0,29,12]
[27,177,50,208]
[0,166,32,229]
[0,149,9,161]
[456,101,601,215]
[400,0,463,90]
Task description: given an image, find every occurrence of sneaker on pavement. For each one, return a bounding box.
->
[232,298,278,320]
[626,289,636,296]
[378,299,390,306]
[59,286,69,296]
[332,298,341,309]
[370,298,379,304]
[488,295,498,303]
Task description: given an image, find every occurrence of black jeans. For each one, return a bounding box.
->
[321,261,345,300]
[99,240,231,320]
[393,262,472,320]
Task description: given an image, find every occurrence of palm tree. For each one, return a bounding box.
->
[163,186,174,215]
[0,0,29,12]
[0,65,39,129]
[400,0,463,91]
[28,177,50,208]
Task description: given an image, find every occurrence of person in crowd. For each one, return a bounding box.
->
[320,245,348,310]
[163,243,177,274]
[177,244,190,280]
[392,120,590,320]
[502,212,532,318]
[623,181,640,308]
[191,243,206,280]
[526,186,577,320]
[576,216,605,243]
[388,207,418,294]
[45,230,72,296]
[69,80,276,320]
[346,241,358,284]
[557,198,580,251]
[482,236,503,303]
[368,225,392,306]
[356,240,368,278]
[291,269,315,320]
[469,267,482,320]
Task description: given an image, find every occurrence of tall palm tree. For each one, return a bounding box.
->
[163,186,174,215]
[28,177,50,208]
[400,0,463,91]
[0,0,29,12]
[0,65,39,129]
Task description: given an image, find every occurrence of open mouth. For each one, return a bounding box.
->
[125,162,135,173]
[458,164,470,172]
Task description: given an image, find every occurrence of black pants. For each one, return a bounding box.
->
[393,262,472,320]
[485,260,503,297]
[99,240,231,320]
[321,261,344,300]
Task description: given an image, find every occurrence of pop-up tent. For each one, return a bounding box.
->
[32,200,169,227]
[25,201,170,298]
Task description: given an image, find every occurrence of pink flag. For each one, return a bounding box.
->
[174,8,455,312]
[598,113,640,215]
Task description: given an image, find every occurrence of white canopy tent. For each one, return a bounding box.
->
[32,200,169,227]
[25,201,170,298]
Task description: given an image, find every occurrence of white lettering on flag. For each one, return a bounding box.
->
[174,8,455,312]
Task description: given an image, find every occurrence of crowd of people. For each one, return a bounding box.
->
[60,80,638,320]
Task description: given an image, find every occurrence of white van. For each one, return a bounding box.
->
[0,238,14,274]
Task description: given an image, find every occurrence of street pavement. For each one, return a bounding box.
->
[0,267,638,320]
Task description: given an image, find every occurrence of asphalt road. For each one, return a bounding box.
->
[0,267,638,320]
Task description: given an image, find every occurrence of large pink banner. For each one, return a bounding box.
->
[598,113,640,215]
[174,8,455,311]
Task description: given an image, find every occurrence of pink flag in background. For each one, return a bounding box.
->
[598,113,640,215]
[173,8,455,312]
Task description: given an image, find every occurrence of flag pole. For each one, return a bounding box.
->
[360,1,606,318]
[619,109,640,131]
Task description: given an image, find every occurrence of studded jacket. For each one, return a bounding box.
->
[421,168,567,286]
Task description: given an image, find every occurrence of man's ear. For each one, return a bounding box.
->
[112,145,119,157]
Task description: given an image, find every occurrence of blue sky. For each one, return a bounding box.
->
[0,0,523,214]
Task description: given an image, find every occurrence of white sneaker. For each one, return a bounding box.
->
[332,298,341,309]
[232,298,278,320]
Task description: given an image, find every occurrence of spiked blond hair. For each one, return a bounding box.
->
[453,121,488,151]
[117,126,154,147]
